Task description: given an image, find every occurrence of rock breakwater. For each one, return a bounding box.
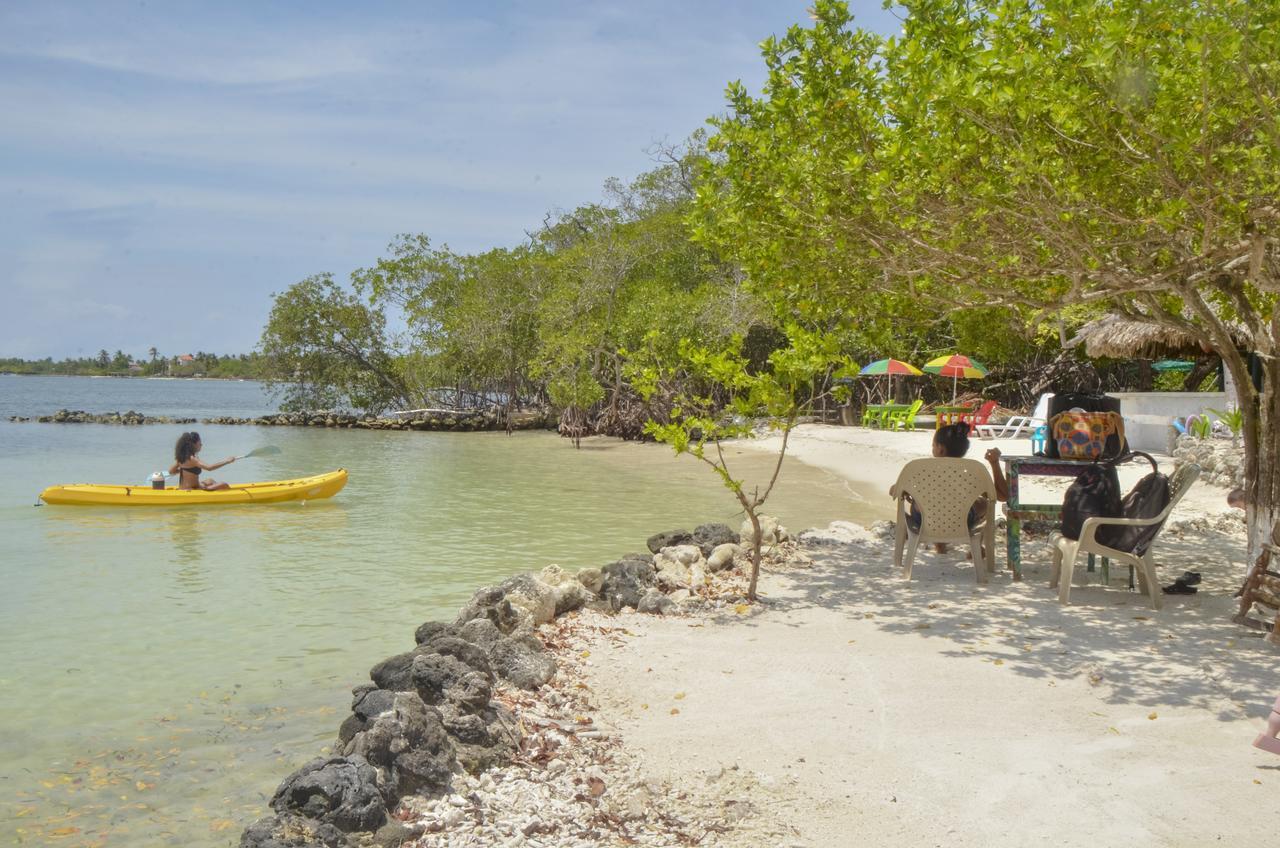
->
[239,520,771,848]
[7,409,198,425]
[9,408,551,432]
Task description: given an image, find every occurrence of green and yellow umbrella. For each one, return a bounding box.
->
[859,358,923,401]
[923,354,989,402]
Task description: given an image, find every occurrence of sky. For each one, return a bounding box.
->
[0,1,900,360]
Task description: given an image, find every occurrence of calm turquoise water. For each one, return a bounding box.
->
[0,376,887,846]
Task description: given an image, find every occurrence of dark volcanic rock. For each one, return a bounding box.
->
[440,704,519,774]
[370,633,494,694]
[440,711,491,746]
[600,557,657,611]
[489,630,557,689]
[337,714,363,747]
[692,523,740,556]
[456,617,503,650]
[646,529,693,553]
[368,650,419,692]
[240,813,353,848]
[343,692,456,802]
[637,587,675,616]
[418,635,494,681]
[413,621,458,645]
[352,688,399,722]
[454,585,523,634]
[410,652,493,712]
[270,756,385,833]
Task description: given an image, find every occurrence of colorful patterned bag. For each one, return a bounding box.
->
[1050,410,1126,460]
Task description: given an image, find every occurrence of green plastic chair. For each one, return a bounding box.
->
[887,399,923,431]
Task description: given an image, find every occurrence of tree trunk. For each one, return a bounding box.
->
[745,510,762,601]
[1182,357,1218,392]
[1134,360,1154,391]
[505,374,516,436]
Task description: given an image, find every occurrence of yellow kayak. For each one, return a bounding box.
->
[40,469,348,506]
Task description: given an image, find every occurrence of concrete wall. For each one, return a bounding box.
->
[1109,391,1228,455]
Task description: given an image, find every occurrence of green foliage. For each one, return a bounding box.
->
[1188,414,1214,440]
[700,0,1280,545]
[630,325,850,598]
[702,0,1280,356]
[258,273,409,413]
[547,368,606,415]
[331,138,768,428]
[0,352,265,379]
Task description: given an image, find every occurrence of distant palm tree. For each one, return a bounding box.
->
[148,347,158,362]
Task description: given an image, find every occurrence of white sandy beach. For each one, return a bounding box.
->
[572,425,1277,847]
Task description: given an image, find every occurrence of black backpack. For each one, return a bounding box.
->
[1095,453,1171,554]
[1061,462,1122,541]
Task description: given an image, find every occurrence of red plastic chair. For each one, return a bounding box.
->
[959,400,998,428]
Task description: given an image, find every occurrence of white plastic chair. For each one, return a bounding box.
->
[975,393,1052,439]
[892,458,998,583]
[1049,463,1200,609]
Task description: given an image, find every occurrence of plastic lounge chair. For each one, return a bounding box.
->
[1049,463,1201,609]
[975,393,1052,439]
[887,399,923,431]
[892,458,998,583]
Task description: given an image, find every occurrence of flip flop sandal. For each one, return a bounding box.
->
[1162,581,1198,595]
[1180,571,1202,586]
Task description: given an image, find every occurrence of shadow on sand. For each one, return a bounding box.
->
[714,526,1275,721]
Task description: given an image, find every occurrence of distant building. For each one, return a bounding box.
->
[178,353,195,363]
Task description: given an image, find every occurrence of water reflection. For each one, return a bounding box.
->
[167,508,203,561]
[164,510,208,594]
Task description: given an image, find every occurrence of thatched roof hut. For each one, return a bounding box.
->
[1067,314,1216,359]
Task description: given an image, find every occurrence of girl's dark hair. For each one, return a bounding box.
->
[934,422,971,457]
[175,431,202,464]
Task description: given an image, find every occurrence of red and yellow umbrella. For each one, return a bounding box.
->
[923,354,989,402]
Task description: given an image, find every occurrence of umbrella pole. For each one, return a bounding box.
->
[952,373,957,403]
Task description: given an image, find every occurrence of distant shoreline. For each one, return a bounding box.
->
[0,372,255,382]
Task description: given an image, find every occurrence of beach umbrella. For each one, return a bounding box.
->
[859,358,923,401]
[922,354,989,402]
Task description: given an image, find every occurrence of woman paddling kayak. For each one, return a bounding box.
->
[170,431,235,491]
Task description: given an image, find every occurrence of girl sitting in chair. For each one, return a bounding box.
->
[891,423,1008,552]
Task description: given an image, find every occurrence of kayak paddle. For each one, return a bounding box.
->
[235,445,282,460]
[147,446,282,483]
